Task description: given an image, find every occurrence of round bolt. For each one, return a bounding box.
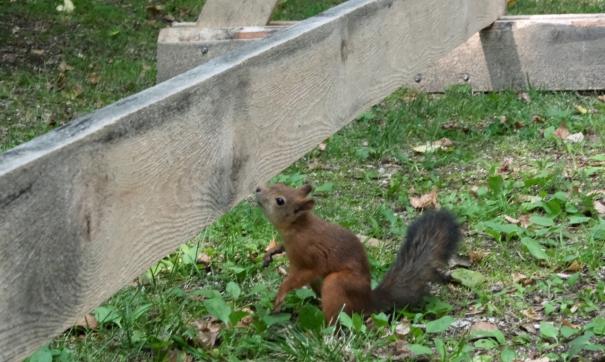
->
[414,73,422,83]
[200,46,209,55]
[462,73,470,82]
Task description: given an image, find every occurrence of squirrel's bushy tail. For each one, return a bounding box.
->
[371,210,461,312]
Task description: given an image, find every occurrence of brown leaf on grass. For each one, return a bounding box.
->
[503,215,519,224]
[566,260,583,273]
[518,214,531,228]
[236,307,254,328]
[73,314,98,330]
[518,92,531,103]
[58,61,73,73]
[411,138,453,154]
[192,318,222,349]
[499,158,513,173]
[265,239,279,252]
[561,319,580,329]
[357,234,384,248]
[87,72,100,85]
[395,319,411,337]
[521,308,542,321]
[594,199,605,216]
[532,115,545,123]
[441,121,470,133]
[318,142,327,151]
[278,266,288,276]
[520,323,537,334]
[554,125,570,140]
[466,304,486,316]
[468,249,489,263]
[524,358,550,362]
[372,340,411,361]
[167,350,193,362]
[598,95,605,103]
[409,190,439,209]
[196,253,211,265]
[449,255,472,268]
[512,272,534,286]
[469,322,498,341]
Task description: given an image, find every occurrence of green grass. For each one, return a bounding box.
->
[2,0,605,361]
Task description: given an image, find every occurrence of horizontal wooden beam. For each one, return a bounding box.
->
[0,0,503,359]
[415,14,605,91]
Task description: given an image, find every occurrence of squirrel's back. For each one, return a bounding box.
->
[372,210,461,311]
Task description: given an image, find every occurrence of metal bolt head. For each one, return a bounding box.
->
[462,73,470,82]
[414,73,422,83]
[200,46,209,55]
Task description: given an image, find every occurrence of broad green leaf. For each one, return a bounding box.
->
[521,237,548,260]
[298,305,324,332]
[338,312,353,329]
[561,326,579,338]
[540,321,559,340]
[501,348,516,362]
[469,329,505,345]
[487,175,504,193]
[314,182,334,193]
[295,288,316,300]
[426,316,455,333]
[408,344,432,356]
[226,281,241,300]
[481,221,523,237]
[530,215,554,227]
[28,346,53,362]
[229,310,248,325]
[424,298,453,316]
[132,304,152,321]
[204,297,231,325]
[371,313,389,328]
[352,313,365,332]
[568,216,591,225]
[451,269,486,288]
[94,306,122,327]
[569,332,595,356]
[262,313,291,326]
[586,317,605,335]
[593,222,605,241]
[474,338,498,349]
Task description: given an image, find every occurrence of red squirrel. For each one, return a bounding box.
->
[255,183,461,323]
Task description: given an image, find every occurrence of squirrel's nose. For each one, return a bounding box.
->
[255,187,261,193]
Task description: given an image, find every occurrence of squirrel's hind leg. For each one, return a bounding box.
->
[321,272,372,324]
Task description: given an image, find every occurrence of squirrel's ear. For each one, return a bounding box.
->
[300,184,313,196]
[295,198,315,213]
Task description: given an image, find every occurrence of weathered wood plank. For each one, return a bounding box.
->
[0,0,503,359]
[196,0,279,27]
[415,14,605,91]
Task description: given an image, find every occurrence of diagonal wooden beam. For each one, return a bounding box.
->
[0,0,504,359]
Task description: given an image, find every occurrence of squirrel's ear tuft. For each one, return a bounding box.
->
[295,198,315,213]
[300,184,313,195]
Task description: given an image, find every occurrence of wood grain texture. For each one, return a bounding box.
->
[0,0,503,359]
[414,14,605,91]
[196,0,279,27]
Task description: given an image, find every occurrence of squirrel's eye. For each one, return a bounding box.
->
[275,197,285,206]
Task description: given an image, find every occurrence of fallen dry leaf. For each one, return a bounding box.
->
[409,190,439,209]
[265,239,279,252]
[236,307,254,328]
[575,105,588,114]
[167,350,193,362]
[73,314,98,330]
[192,318,222,349]
[521,308,542,321]
[88,73,100,85]
[357,234,384,248]
[372,340,411,361]
[466,304,486,316]
[561,319,580,329]
[469,322,498,341]
[566,260,583,273]
[520,323,537,334]
[278,266,288,276]
[554,125,570,140]
[532,115,544,123]
[518,214,531,228]
[318,142,327,151]
[468,249,489,263]
[594,199,605,216]
[503,215,520,224]
[524,357,549,362]
[411,138,453,154]
[518,92,531,103]
[395,319,411,337]
[512,272,533,286]
[565,132,584,143]
[499,158,513,173]
[449,255,472,268]
[196,253,211,265]
[598,95,605,103]
[58,61,73,73]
